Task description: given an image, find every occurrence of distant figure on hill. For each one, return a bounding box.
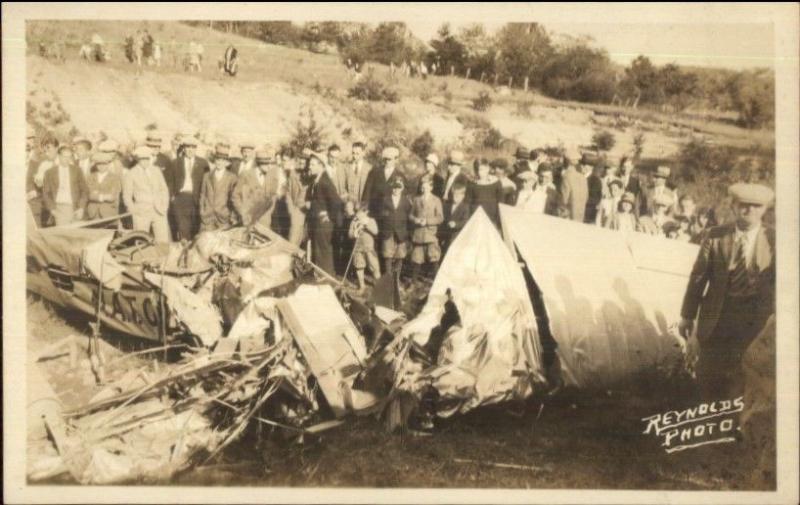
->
[220,45,238,76]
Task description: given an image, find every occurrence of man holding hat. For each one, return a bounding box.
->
[441,150,471,205]
[232,146,282,228]
[362,146,406,217]
[165,134,209,240]
[679,182,775,399]
[85,150,122,220]
[641,165,678,217]
[122,145,170,242]
[41,143,88,226]
[306,150,344,276]
[199,151,237,232]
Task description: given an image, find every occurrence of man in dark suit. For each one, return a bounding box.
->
[379,178,412,281]
[306,151,343,277]
[441,182,470,252]
[361,146,406,218]
[164,135,209,240]
[679,183,775,400]
[146,133,172,180]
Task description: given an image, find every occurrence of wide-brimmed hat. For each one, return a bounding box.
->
[92,151,114,164]
[72,136,92,150]
[621,191,636,205]
[518,170,537,181]
[256,146,278,163]
[515,147,529,159]
[181,135,198,147]
[145,133,162,148]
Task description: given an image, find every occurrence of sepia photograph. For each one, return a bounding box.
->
[3,3,798,504]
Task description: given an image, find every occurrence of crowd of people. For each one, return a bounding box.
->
[26,130,719,291]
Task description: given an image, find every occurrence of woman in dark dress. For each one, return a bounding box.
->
[470,158,504,227]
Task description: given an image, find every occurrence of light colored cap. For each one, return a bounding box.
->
[448,150,464,164]
[98,139,118,153]
[382,146,400,159]
[518,170,537,181]
[654,165,671,178]
[181,135,198,147]
[145,133,162,147]
[307,151,327,164]
[240,141,255,150]
[729,182,775,206]
[134,145,152,160]
[73,136,92,149]
[425,153,439,166]
[256,146,277,162]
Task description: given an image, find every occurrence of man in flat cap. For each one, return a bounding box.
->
[232,146,282,228]
[41,144,89,226]
[231,141,257,177]
[73,136,94,180]
[199,152,237,232]
[146,132,172,179]
[85,151,122,220]
[440,150,471,206]
[679,182,775,400]
[164,134,209,240]
[122,146,171,243]
[641,165,678,217]
[362,146,406,218]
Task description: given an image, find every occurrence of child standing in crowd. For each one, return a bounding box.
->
[596,179,624,227]
[493,161,517,205]
[410,176,444,283]
[637,193,674,236]
[607,191,638,232]
[441,182,470,251]
[380,179,412,282]
[348,204,380,292]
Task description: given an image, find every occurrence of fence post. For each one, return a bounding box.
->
[508,76,513,88]
[450,65,455,76]
[480,71,485,83]
[493,73,499,86]
[524,76,529,92]
[465,67,471,80]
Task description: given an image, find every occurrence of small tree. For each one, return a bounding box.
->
[287,106,328,154]
[410,130,435,161]
[347,68,400,103]
[471,91,493,112]
[591,129,616,152]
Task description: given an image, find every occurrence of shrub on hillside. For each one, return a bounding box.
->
[347,69,400,103]
[410,130,435,161]
[483,127,504,149]
[514,100,534,118]
[591,129,616,152]
[471,91,493,112]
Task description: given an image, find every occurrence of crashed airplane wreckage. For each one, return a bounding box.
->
[26,207,699,483]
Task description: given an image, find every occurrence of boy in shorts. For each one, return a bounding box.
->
[410,175,444,282]
[348,203,381,291]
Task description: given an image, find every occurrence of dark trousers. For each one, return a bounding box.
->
[697,296,766,400]
[172,192,197,241]
[311,219,335,276]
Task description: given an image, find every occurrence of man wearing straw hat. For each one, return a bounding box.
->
[679,182,775,399]
[122,145,171,243]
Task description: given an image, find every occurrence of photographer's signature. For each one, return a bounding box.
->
[641,397,744,453]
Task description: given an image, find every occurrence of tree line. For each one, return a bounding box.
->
[185,21,774,129]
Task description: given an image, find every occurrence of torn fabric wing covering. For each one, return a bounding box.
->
[144,272,223,346]
[499,204,698,389]
[397,208,545,415]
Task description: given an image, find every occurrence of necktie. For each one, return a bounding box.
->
[729,235,752,296]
